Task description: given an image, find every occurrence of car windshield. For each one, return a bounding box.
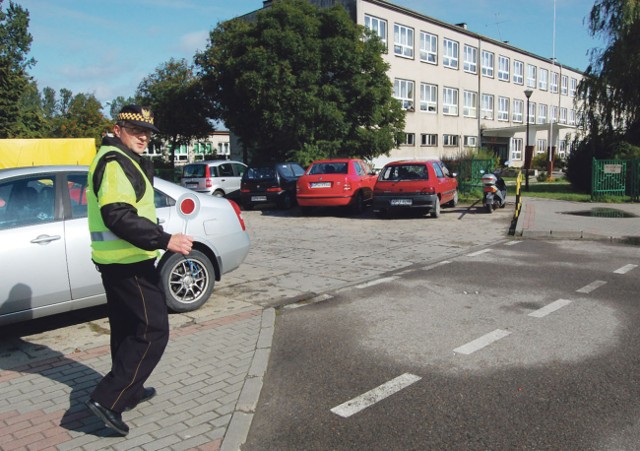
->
[309,162,348,175]
[246,167,277,180]
[380,164,429,181]
[183,164,206,178]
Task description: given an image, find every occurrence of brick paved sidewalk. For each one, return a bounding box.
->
[0,307,273,451]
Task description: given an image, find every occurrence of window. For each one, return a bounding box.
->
[443,38,458,69]
[394,78,414,110]
[511,137,523,161]
[527,64,537,88]
[550,105,558,122]
[512,99,524,123]
[570,78,578,96]
[497,96,509,121]
[419,83,437,112]
[443,134,459,147]
[481,93,494,119]
[498,55,510,81]
[528,101,536,124]
[550,71,559,93]
[403,133,415,145]
[463,90,477,118]
[420,31,437,64]
[561,75,568,95]
[421,133,437,146]
[394,24,414,58]
[481,50,494,77]
[560,107,567,124]
[463,45,477,73]
[513,60,524,84]
[536,139,547,154]
[538,103,547,124]
[364,15,387,47]
[559,140,567,157]
[442,87,458,115]
[464,135,478,147]
[569,109,576,125]
[538,68,548,90]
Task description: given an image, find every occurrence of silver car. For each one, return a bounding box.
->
[180,160,247,198]
[0,165,251,326]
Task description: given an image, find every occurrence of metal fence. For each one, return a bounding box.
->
[592,158,640,201]
[448,159,495,193]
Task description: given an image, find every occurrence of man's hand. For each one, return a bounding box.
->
[167,233,193,255]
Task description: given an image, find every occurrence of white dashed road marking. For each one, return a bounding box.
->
[453,329,511,355]
[576,280,607,294]
[504,241,522,246]
[331,373,422,418]
[355,276,399,289]
[614,264,638,275]
[467,249,492,257]
[528,299,573,318]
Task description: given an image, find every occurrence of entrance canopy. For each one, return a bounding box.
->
[482,122,576,139]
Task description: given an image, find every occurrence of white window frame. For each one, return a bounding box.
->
[538,68,548,90]
[481,50,494,77]
[550,105,558,122]
[419,82,437,113]
[464,135,478,147]
[569,109,576,125]
[463,90,477,118]
[550,71,559,93]
[536,138,547,154]
[394,24,414,58]
[442,87,459,115]
[443,134,459,147]
[512,99,524,123]
[403,133,415,146]
[421,133,437,146]
[364,15,387,48]
[561,75,568,95]
[513,60,524,85]
[570,78,577,96]
[560,107,567,124]
[443,38,459,69]
[419,31,437,64]
[498,55,510,81]
[463,44,477,74]
[527,64,537,88]
[537,103,547,124]
[511,137,523,161]
[528,101,536,124]
[394,78,415,110]
[497,96,509,122]
[481,93,494,120]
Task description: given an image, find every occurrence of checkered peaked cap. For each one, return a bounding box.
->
[117,105,160,133]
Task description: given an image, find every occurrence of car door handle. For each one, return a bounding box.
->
[30,234,61,244]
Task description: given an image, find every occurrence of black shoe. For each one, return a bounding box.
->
[124,387,157,411]
[86,399,129,436]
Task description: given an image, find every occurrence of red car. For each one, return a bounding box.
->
[372,160,458,218]
[296,158,377,214]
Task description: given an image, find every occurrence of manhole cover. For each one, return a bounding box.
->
[562,208,638,218]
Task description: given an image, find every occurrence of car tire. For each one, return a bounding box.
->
[301,206,313,216]
[278,193,293,210]
[447,191,459,207]
[158,250,215,313]
[430,196,441,218]
[351,192,364,214]
[243,202,253,210]
[213,190,225,198]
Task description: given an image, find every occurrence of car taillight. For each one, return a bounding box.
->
[266,187,282,192]
[484,186,498,193]
[343,179,351,191]
[421,186,436,194]
[206,179,212,188]
[240,188,250,193]
[228,199,246,231]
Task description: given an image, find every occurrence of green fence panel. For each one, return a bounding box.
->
[627,158,640,201]
[455,159,494,193]
[591,158,626,198]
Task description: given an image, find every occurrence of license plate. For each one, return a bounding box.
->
[311,182,331,188]
[186,183,198,188]
[251,196,267,202]
[390,199,412,206]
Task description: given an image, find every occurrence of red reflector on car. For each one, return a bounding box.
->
[228,199,246,231]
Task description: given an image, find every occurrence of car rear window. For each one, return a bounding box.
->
[380,164,429,181]
[246,167,277,180]
[309,162,348,175]
[183,164,207,178]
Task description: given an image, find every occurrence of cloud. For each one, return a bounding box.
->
[174,30,210,55]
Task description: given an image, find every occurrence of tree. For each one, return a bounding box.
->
[196,0,404,165]
[136,58,216,168]
[0,0,35,138]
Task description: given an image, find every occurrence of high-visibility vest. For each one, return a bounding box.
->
[87,146,159,264]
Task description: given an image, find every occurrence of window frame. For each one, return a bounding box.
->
[513,60,524,85]
[419,82,437,113]
[498,55,510,81]
[364,14,387,48]
[442,38,459,69]
[481,93,494,120]
[482,50,494,78]
[442,86,459,116]
[512,99,524,123]
[419,31,437,64]
[394,23,414,58]
[394,78,415,110]
[463,44,477,74]
[497,96,509,122]
[421,133,437,146]
[463,90,477,118]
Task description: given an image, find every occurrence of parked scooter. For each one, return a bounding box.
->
[481,171,507,213]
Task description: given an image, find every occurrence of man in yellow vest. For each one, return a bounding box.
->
[85,105,193,436]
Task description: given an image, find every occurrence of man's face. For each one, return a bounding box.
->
[114,123,152,155]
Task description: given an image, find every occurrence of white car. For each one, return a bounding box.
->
[0,165,250,326]
[180,160,247,198]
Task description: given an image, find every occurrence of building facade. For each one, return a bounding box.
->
[249,0,585,168]
[145,130,232,165]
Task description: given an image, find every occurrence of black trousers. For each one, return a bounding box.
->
[91,259,169,413]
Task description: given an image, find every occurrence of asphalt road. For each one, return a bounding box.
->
[244,238,640,450]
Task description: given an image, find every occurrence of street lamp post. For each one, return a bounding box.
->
[524,89,534,191]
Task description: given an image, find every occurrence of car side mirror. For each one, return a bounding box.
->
[452,172,457,178]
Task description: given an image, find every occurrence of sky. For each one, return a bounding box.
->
[15,0,604,116]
